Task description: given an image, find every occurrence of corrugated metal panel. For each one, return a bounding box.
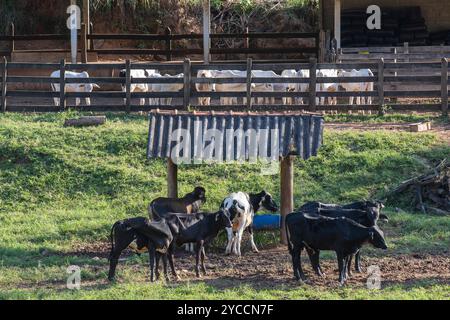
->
[147,111,324,162]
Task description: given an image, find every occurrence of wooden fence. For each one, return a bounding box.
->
[0,57,448,115]
[0,24,320,62]
[337,42,450,63]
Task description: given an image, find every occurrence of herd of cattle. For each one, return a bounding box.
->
[49,67,374,107]
[108,187,389,285]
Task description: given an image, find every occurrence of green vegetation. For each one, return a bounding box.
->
[0,112,448,300]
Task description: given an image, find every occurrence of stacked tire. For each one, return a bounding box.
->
[341,6,430,47]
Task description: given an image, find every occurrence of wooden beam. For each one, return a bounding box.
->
[167,158,178,198]
[1,57,7,113]
[442,58,448,116]
[83,0,90,50]
[203,0,211,63]
[280,156,294,245]
[334,0,341,49]
[81,23,88,63]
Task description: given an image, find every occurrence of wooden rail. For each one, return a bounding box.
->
[0,57,448,115]
[0,25,319,61]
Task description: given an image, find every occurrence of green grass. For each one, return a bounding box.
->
[0,112,449,300]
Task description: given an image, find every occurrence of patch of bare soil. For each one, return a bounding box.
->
[68,243,450,290]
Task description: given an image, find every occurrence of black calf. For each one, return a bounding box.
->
[286,212,387,285]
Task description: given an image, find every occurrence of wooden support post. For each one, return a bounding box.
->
[280,156,294,245]
[378,58,385,115]
[83,0,90,49]
[59,59,66,112]
[318,30,325,63]
[183,58,192,110]
[334,0,341,49]
[165,27,172,61]
[81,23,88,63]
[10,23,15,54]
[1,57,7,113]
[245,27,250,59]
[442,58,449,116]
[89,22,95,50]
[309,58,317,112]
[202,0,211,63]
[403,42,409,63]
[125,59,131,113]
[167,158,178,198]
[246,58,253,109]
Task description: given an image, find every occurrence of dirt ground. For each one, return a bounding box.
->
[71,242,450,290]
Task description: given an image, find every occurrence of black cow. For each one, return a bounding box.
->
[149,187,207,220]
[299,200,389,274]
[285,212,387,285]
[175,209,233,278]
[108,216,180,282]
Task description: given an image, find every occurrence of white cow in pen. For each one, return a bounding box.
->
[50,70,100,106]
[196,70,216,106]
[149,73,184,106]
[119,69,158,105]
[337,69,374,106]
[317,69,339,106]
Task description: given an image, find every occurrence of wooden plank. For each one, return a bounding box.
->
[1,57,7,112]
[309,58,317,112]
[10,23,15,53]
[125,59,131,113]
[167,158,178,198]
[246,58,253,109]
[442,58,449,115]
[378,58,385,115]
[80,23,88,63]
[165,27,172,61]
[183,58,191,109]
[59,59,66,111]
[280,156,294,245]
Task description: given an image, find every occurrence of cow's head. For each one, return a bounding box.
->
[258,191,279,212]
[365,201,388,224]
[215,208,232,229]
[368,226,388,250]
[192,186,207,204]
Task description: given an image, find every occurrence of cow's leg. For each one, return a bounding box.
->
[235,228,244,256]
[167,245,180,280]
[346,254,353,278]
[247,226,259,253]
[200,246,207,275]
[154,251,161,281]
[225,227,234,255]
[195,240,204,278]
[108,229,135,281]
[162,253,169,281]
[337,252,347,285]
[307,248,324,277]
[76,98,81,106]
[149,243,156,283]
[85,97,91,106]
[354,250,362,273]
[293,246,307,282]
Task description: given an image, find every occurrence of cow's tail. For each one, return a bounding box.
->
[285,216,293,255]
[109,221,120,261]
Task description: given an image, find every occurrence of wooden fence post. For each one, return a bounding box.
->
[165,27,172,61]
[183,58,191,109]
[1,57,7,113]
[280,156,294,245]
[89,22,95,50]
[245,27,250,59]
[442,58,449,116]
[167,158,178,198]
[403,42,409,63]
[378,58,385,115]
[246,58,253,109]
[59,59,66,112]
[10,23,15,54]
[81,23,88,63]
[318,30,325,63]
[125,59,131,113]
[309,58,317,112]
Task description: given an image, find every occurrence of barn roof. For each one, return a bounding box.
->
[147,110,324,163]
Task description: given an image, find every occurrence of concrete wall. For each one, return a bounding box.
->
[323,0,450,32]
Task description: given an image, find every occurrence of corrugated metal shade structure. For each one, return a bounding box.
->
[147,110,325,243]
[147,112,324,161]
